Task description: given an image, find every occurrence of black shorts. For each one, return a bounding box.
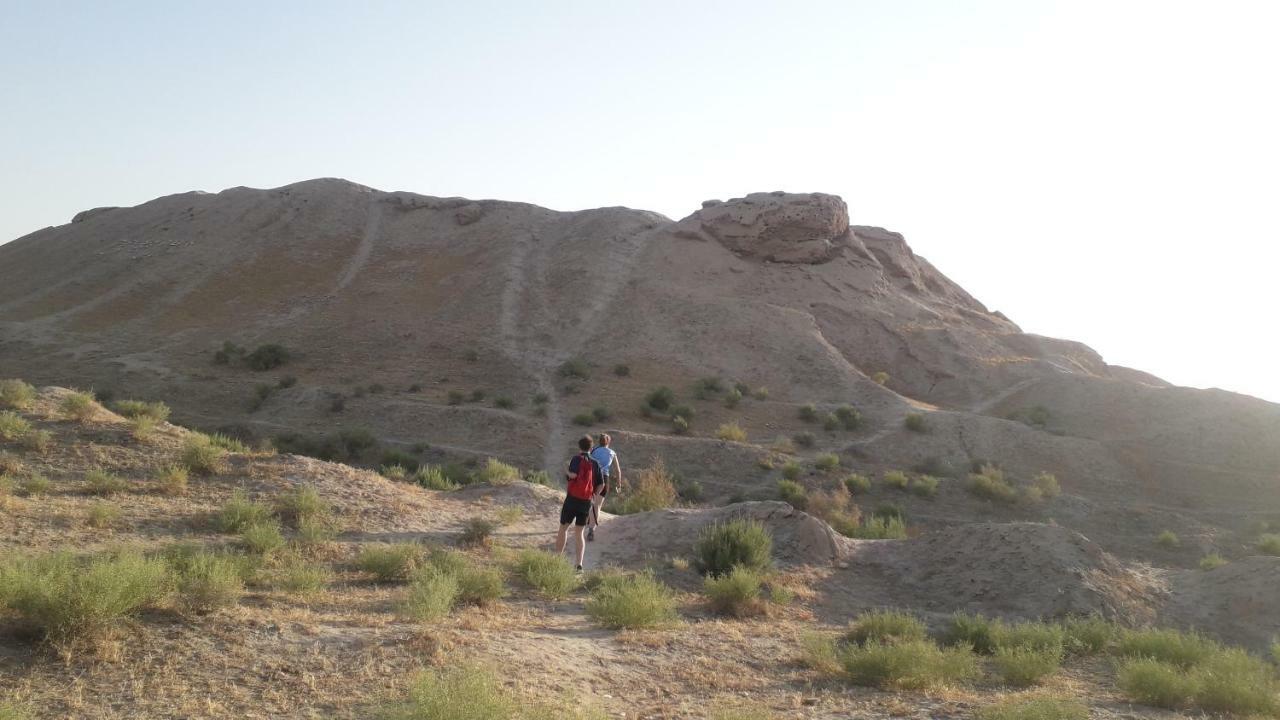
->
[560,496,592,526]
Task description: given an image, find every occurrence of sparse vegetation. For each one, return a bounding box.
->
[358,543,423,582]
[459,518,497,547]
[399,567,459,621]
[780,460,802,481]
[0,379,36,410]
[1199,553,1228,570]
[60,390,98,422]
[645,386,675,412]
[871,371,890,385]
[180,434,226,475]
[1031,472,1060,499]
[113,399,171,422]
[512,549,578,599]
[84,467,126,495]
[558,358,590,380]
[1116,627,1220,668]
[882,470,909,490]
[846,609,927,646]
[129,416,157,442]
[798,403,819,422]
[155,464,189,495]
[21,429,52,454]
[240,521,285,554]
[834,405,861,430]
[217,490,273,533]
[840,639,981,689]
[275,485,329,525]
[0,411,31,440]
[86,502,121,528]
[19,474,50,497]
[704,566,765,617]
[844,473,871,494]
[716,421,747,442]
[968,465,1019,503]
[414,465,459,491]
[296,514,339,547]
[943,612,997,654]
[909,475,939,498]
[273,554,330,594]
[377,664,594,720]
[585,571,678,629]
[903,413,929,433]
[992,645,1063,686]
[1156,530,1180,549]
[814,453,840,472]
[613,363,630,377]
[976,697,1087,720]
[695,519,773,576]
[837,516,908,540]
[167,548,244,612]
[245,343,291,370]
[1062,615,1118,654]
[1257,533,1280,556]
[611,458,677,514]
[724,388,742,408]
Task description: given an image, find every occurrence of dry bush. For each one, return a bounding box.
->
[0,379,37,410]
[21,429,53,454]
[84,468,126,496]
[695,520,773,576]
[882,470,909,490]
[155,465,189,496]
[0,411,31,441]
[612,458,677,514]
[704,566,766,617]
[459,518,497,547]
[840,639,980,689]
[358,543,423,582]
[86,502,121,529]
[240,521,285,555]
[180,435,226,475]
[512,549,578,599]
[59,390,99,422]
[217,490,273,533]
[846,609,927,646]
[585,571,677,629]
[976,697,1088,720]
[716,422,747,442]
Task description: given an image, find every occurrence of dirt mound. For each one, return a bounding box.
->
[1163,556,1280,652]
[674,191,851,263]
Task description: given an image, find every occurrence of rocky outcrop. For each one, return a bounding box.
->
[71,207,119,223]
[674,191,851,263]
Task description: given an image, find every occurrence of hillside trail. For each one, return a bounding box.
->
[497,224,657,473]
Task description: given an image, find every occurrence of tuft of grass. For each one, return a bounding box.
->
[846,609,927,646]
[377,665,599,720]
[585,571,678,629]
[459,518,497,547]
[275,484,329,525]
[716,422,747,442]
[180,434,226,475]
[798,404,819,422]
[968,465,1019,503]
[834,405,862,430]
[1116,658,1190,709]
[296,513,339,547]
[399,567,460,622]
[217,490,273,533]
[724,388,743,408]
[168,549,244,612]
[512,549,578,599]
[358,543,423,582]
[903,413,929,433]
[129,416,157,442]
[557,358,590,380]
[780,461,802,481]
[611,458,678,514]
[843,473,872,494]
[799,632,842,674]
[840,639,981,689]
[1155,530,1180,549]
[0,379,37,410]
[670,415,690,435]
[777,479,807,510]
[695,519,773,576]
[273,554,330,595]
[1062,615,1118,654]
[910,475,939,498]
[381,464,408,480]
[451,565,506,607]
[992,621,1066,654]
[1190,647,1280,716]
[882,470,909,490]
[21,429,53,454]
[1198,553,1228,570]
[792,431,815,448]
[154,464,189,496]
[0,452,21,476]
[86,502,121,529]
[703,565,765,617]
[976,697,1088,720]
[814,453,840,472]
[113,399,171,422]
[494,506,524,526]
[414,465,459,491]
[943,612,997,654]
[1116,627,1220,668]
[0,701,33,720]
[19,474,50,497]
[84,468,126,496]
[474,457,521,485]
[240,521,285,555]
[838,516,908,540]
[1032,472,1060,499]
[59,390,99,421]
[1257,533,1280,556]
[992,645,1063,686]
[0,550,171,648]
[0,411,31,440]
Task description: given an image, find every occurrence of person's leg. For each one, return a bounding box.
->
[555,523,569,554]
[573,524,587,568]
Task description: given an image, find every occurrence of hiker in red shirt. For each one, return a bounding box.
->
[555,435,603,571]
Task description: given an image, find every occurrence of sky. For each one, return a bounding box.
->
[2,1,1278,402]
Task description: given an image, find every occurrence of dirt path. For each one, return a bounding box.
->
[333,197,382,292]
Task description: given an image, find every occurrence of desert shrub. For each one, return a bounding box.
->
[358,543,423,582]
[676,477,703,502]
[724,388,743,408]
[0,453,21,476]
[822,412,840,431]
[493,397,514,410]
[1189,648,1280,715]
[612,364,630,377]
[84,468,126,496]
[1198,553,1228,570]
[155,464,188,495]
[645,386,675,412]
[414,465,459,491]
[494,506,524,526]
[611,458,677,514]
[670,415,690,434]
[943,612,997,654]
[846,609,927,646]
[296,514,339,547]
[113,399,170,422]
[240,521,285,554]
[275,485,329,525]
[1116,658,1191,709]
[968,466,1019,503]
[779,461,802,481]
[0,550,171,647]
[840,516,908,540]
[21,429,52,454]
[557,358,590,380]
[1032,472,1060,498]
[976,697,1088,720]
[591,405,611,421]
[798,403,819,422]
[716,422,747,442]
[585,571,677,629]
[377,664,599,720]
[840,639,981,689]
[245,343,290,370]
[1156,530,1180,549]
[452,565,506,607]
[273,554,330,594]
[903,413,929,433]
[1062,615,1118,654]
[571,412,593,427]
[807,482,857,521]
[399,567,460,622]
[86,502,121,528]
[525,470,550,486]
[512,549,578,599]
[993,645,1063,686]
[169,549,244,612]
[814,453,840,472]
[473,458,521,487]
[0,411,31,440]
[777,480,807,510]
[0,379,36,410]
[799,632,841,673]
[180,435,226,475]
[129,416,157,442]
[60,390,98,422]
[704,566,765,617]
[992,621,1066,654]
[882,470,909,490]
[19,474,50,497]
[695,519,773,576]
[459,518,497,547]
[835,405,861,430]
[217,490,272,533]
[381,450,420,473]
[792,431,815,448]
[207,432,250,452]
[909,475,939,498]
[1116,628,1220,668]
[843,473,872,494]
[446,390,464,406]
[381,464,408,480]
[1257,533,1280,556]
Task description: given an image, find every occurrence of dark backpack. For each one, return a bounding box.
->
[566,453,597,500]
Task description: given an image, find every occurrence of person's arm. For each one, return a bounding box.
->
[565,456,577,481]
[611,455,622,488]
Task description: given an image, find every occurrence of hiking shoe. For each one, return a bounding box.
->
[586,527,595,542]
[575,565,584,573]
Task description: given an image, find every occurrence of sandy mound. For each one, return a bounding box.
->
[1163,556,1280,652]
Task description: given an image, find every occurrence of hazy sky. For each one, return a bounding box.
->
[3,1,1277,402]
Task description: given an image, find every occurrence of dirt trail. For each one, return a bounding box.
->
[333,197,382,292]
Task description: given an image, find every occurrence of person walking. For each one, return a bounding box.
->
[555,435,603,571]
[587,433,622,541]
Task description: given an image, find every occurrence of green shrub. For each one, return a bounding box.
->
[572,412,594,426]
[446,390,464,406]
[274,554,330,594]
[834,405,862,430]
[0,550,170,647]
[19,474,50,497]
[557,358,590,380]
[723,388,743,408]
[716,422,747,442]
[695,520,773,576]
[474,457,520,485]
[798,404,819,422]
[130,416,157,442]
[414,465,459,491]
[382,464,408,480]
[903,413,929,433]
[0,379,36,410]
[670,415,690,435]
[358,543,423,582]
[704,566,764,617]
[0,411,31,440]
[240,521,285,555]
[180,435,226,475]
[1062,615,1117,654]
[1032,472,1060,499]
[840,639,980,689]
[822,413,840,431]
[840,516,908,540]
[1257,533,1280,556]
[155,464,188,496]
[296,514,339,547]
[612,364,630,377]
[843,474,871,494]
[1156,530,1180,549]
[275,484,329,525]
[84,468,126,496]
[799,632,841,673]
[992,645,1063,686]
[113,399,171,422]
[585,571,677,629]
[814,453,840,472]
[378,665,591,720]
[846,609,927,646]
[882,470,909,490]
[217,490,272,533]
[1116,658,1191,709]
[646,386,675,411]
[494,397,514,410]
[245,343,290,370]
[780,461,802,481]
[512,549,578,599]
[399,567,460,621]
[453,565,506,607]
[21,429,52,454]
[976,697,1088,720]
[86,502,121,528]
[525,470,550,486]
[611,459,677,514]
[1199,553,1228,570]
[459,518,497,547]
[992,621,1066,654]
[943,612,996,654]
[60,390,98,421]
[777,480,807,510]
[495,506,524,526]
[967,466,1019,503]
[0,701,33,720]
[1116,628,1220,668]
[910,475,939,498]
[792,431,815,448]
[168,549,244,612]
[1190,648,1280,715]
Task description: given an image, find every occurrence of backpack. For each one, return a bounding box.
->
[566,453,597,500]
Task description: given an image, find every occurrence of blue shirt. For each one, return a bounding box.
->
[590,446,616,479]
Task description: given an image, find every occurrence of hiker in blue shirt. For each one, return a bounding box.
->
[587,433,622,542]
